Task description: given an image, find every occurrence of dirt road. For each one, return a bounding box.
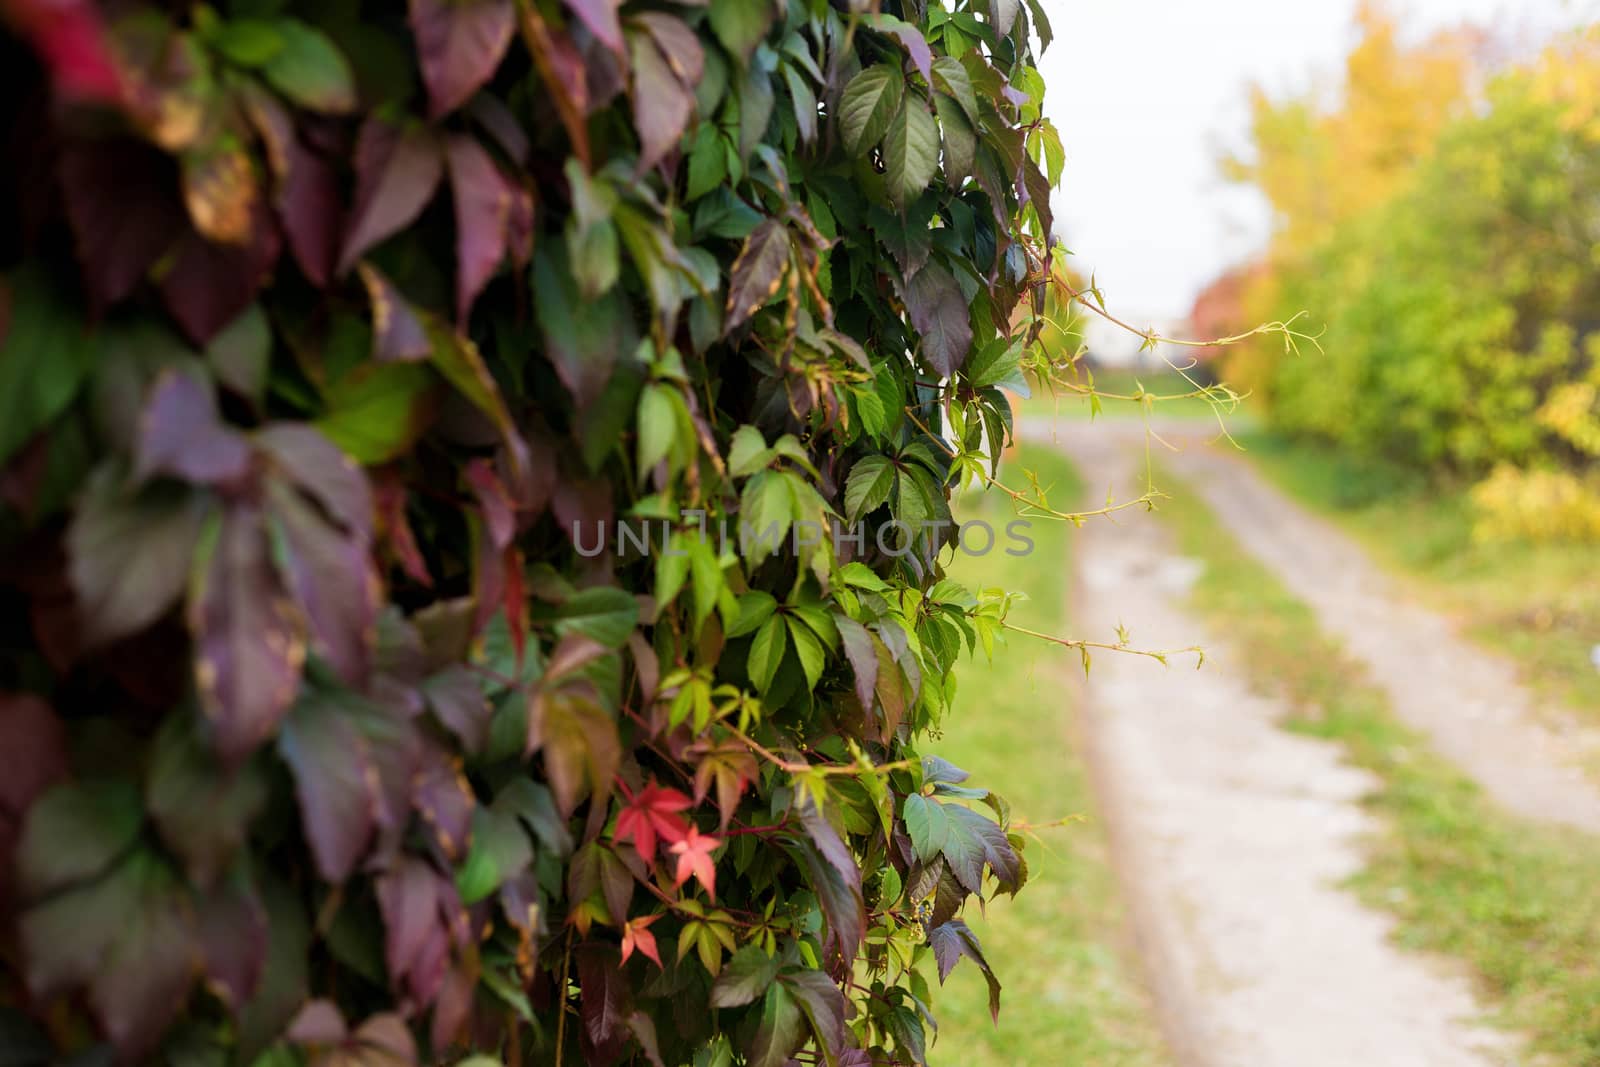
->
[1035,420,1515,1067]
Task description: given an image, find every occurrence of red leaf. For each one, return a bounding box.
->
[445,135,513,321]
[612,781,691,865]
[465,457,515,549]
[0,693,67,913]
[338,119,445,276]
[619,913,661,967]
[668,825,719,900]
[375,475,433,587]
[160,201,283,345]
[409,0,516,119]
[58,138,184,313]
[562,0,623,56]
[134,370,254,487]
[1,0,124,102]
[189,504,306,765]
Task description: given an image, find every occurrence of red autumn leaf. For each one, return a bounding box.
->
[612,781,691,865]
[620,912,661,967]
[409,0,516,120]
[338,119,445,277]
[1,0,124,102]
[515,2,590,166]
[668,825,719,900]
[446,135,514,321]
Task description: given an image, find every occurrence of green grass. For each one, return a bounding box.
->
[1152,458,1600,1064]
[1236,430,1600,716]
[930,444,1168,1067]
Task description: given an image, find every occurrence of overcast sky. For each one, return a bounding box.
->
[1037,0,1599,330]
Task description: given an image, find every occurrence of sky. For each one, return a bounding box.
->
[1036,0,1599,342]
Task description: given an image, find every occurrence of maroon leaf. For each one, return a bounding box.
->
[359,263,431,363]
[338,119,446,276]
[723,217,790,334]
[446,135,513,321]
[577,943,629,1065]
[409,0,516,119]
[465,456,515,549]
[516,3,591,165]
[134,370,254,487]
[243,87,342,286]
[58,138,184,313]
[266,477,379,687]
[900,260,971,377]
[277,688,381,881]
[0,695,68,873]
[68,465,211,649]
[563,0,623,56]
[189,504,307,765]
[627,25,695,172]
[835,615,877,714]
[161,201,283,345]
[927,918,1001,1021]
[376,476,433,587]
[195,867,269,1008]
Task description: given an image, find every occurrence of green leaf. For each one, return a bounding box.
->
[210,19,286,67]
[747,614,787,692]
[710,946,781,1007]
[748,982,806,1067]
[553,587,639,648]
[455,806,533,904]
[786,616,825,690]
[16,782,143,899]
[837,65,903,157]
[0,264,100,465]
[844,456,895,521]
[262,20,356,113]
[739,470,794,564]
[708,0,775,64]
[883,96,940,207]
[903,793,949,863]
[934,94,975,185]
[636,383,677,477]
[727,590,778,638]
[930,56,978,125]
[314,361,437,463]
[728,424,775,477]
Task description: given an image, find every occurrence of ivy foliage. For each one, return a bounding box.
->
[0,0,1067,1064]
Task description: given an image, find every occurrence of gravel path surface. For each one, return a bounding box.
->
[1035,420,1517,1067]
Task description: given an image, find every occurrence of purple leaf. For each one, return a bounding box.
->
[242,87,341,286]
[189,504,307,765]
[254,423,374,539]
[927,918,1002,1020]
[58,138,184,313]
[195,867,269,1008]
[412,743,476,859]
[359,263,432,363]
[409,0,516,119]
[134,370,254,487]
[338,119,445,276]
[446,135,513,321]
[864,14,932,83]
[376,855,467,1007]
[626,25,696,172]
[266,477,379,687]
[277,688,381,881]
[562,0,623,56]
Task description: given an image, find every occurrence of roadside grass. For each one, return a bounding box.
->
[931,444,1168,1067]
[1152,459,1600,1065]
[1235,430,1600,716]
